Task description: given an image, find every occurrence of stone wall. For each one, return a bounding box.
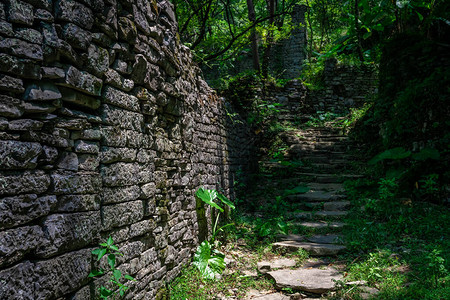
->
[0,0,254,299]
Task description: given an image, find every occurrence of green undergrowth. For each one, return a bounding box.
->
[168,264,274,300]
[339,178,450,299]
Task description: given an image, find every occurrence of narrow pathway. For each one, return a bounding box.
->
[239,125,371,299]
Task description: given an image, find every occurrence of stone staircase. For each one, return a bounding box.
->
[244,126,369,299]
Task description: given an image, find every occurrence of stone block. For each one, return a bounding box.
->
[101,162,139,187]
[0,53,41,79]
[0,20,14,36]
[71,129,101,141]
[35,8,54,22]
[131,54,160,91]
[0,248,91,299]
[0,74,24,93]
[99,146,137,163]
[100,126,127,147]
[100,104,144,131]
[118,17,137,44]
[102,185,141,204]
[50,172,101,194]
[6,0,33,25]
[54,118,91,130]
[55,194,100,212]
[0,170,50,196]
[2,37,42,62]
[78,154,100,171]
[0,140,42,170]
[57,66,102,96]
[0,94,23,117]
[59,86,101,109]
[57,152,79,171]
[0,194,56,229]
[102,200,144,229]
[36,212,100,257]
[22,100,59,114]
[41,67,65,79]
[104,69,134,92]
[0,225,44,267]
[102,85,140,112]
[55,0,94,30]
[40,21,60,48]
[15,27,43,44]
[84,44,109,77]
[24,82,62,101]
[74,140,99,154]
[61,22,92,50]
[8,119,43,131]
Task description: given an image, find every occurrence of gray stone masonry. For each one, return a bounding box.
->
[0,0,255,298]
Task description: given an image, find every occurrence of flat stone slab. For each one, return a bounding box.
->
[257,258,296,273]
[293,221,346,229]
[287,191,346,202]
[314,210,348,218]
[306,234,343,244]
[245,291,290,300]
[272,241,346,256]
[323,201,350,211]
[268,267,343,294]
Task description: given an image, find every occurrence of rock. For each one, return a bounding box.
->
[58,66,102,96]
[41,67,65,79]
[0,20,14,36]
[36,211,100,257]
[50,172,101,194]
[0,140,42,169]
[359,286,380,299]
[77,154,100,171]
[101,162,140,187]
[323,201,350,211]
[35,9,54,22]
[105,69,135,92]
[0,38,43,61]
[100,104,144,131]
[0,194,56,229]
[59,86,101,109]
[268,267,343,294]
[313,211,348,219]
[8,119,43,131]
[40,21,60,48]
[257,258,297,274]
[6,0,34,26]
[102,200,144,229]
[0,225,44,267]
[272,241,346,256]
[287,191,346,202]
[0,94,23,117]
[0,53,41,79]
[24,82,62,101]
[102,85,140,112]
[71,129,101,141]
[74,140,99,154]
[57,152,79,171]
[55,194,100,212]
[15,28,43,44]
[0,74,24,93]
[306,234,343,244]
[22,100,59,113]
[55,0,94,30]
[62,23,92,50]
[85,44,109,77]
[293,221,346,229]
[118,17,137,44]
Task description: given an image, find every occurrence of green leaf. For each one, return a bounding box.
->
[88,269,104,277]
[368,147,411,165]
[411,148,440,161]
[109,244,119,251]
[113,269,122,281]
[107,254,116,269]
[416,11,424,21]
[283,185,309,196]
[107,236,114,246]
[363,31,372,39]
[99,286,114,298]
[99,243,108,247]
[124,274,136,281]
[217,193,235,210]
[193,240,225,280]
[97,248,107,261]
[196,188,223,212]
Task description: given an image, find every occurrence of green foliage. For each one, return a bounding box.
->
[89,237,136,299]
[194,187,235,279]
[193,241,226,280]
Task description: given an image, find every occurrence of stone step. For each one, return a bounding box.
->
[307,183,345,192]
[323,201,351,211]
[268,268,343,294]
[293,172,364,183]
[257,258,297,274]
[291,210,348,220]
[292,221,346,230]
[272,241,347,256]
[278,234,344,245]
[287,190,346,202]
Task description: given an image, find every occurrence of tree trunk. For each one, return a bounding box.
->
[262,0,275,78]
[246,0,260,73]
[354,0,364,62]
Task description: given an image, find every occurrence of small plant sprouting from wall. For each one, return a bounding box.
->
[89,237,136,299]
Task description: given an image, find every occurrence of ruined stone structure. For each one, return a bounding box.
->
[0,0,255,298]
